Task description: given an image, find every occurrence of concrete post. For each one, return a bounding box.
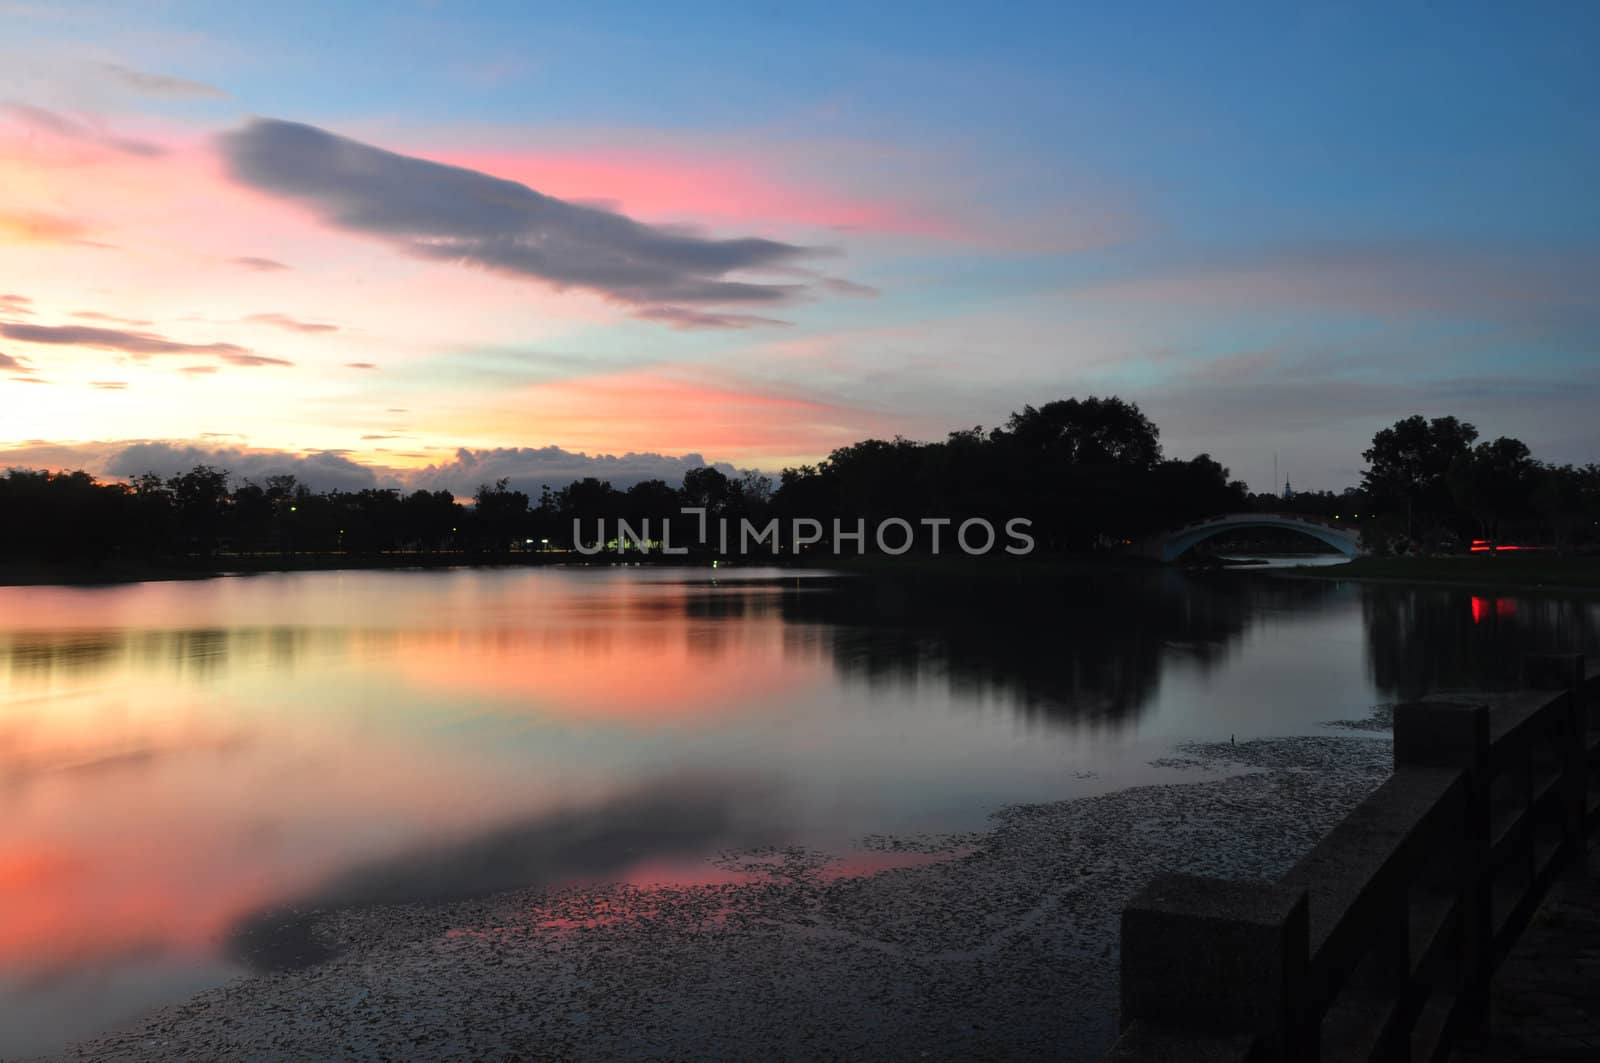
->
[1120,873,1311,1061]
[1522,653,1586,863]
[1393,699,1491,1028]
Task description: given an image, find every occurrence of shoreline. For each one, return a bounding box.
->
[43,732,1392,1063]
[0,551,1164,590]
[8,551,1600,596]
[1273,555,1600,595]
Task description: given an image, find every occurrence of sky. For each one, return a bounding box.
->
[1,1,1597,495]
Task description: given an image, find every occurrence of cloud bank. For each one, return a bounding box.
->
[407,446,744,495]
[105,443,387,493]
[217,118,855,328]
[2,440,753,496]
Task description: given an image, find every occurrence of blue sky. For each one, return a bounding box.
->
[1,1,1596,493]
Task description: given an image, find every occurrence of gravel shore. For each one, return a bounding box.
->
[47,734,1392,1063]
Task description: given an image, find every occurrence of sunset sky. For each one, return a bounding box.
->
[2,2,1596,494]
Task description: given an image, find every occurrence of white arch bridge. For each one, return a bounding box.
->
[1140,512,1365,562]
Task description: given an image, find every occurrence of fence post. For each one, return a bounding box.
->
[1393,699,1491,1030]
[1523,652,1586,863]
[1120,873,1311,1061]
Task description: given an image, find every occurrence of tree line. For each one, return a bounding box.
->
[1355,415,1600,553]
[1,398,1594,567]
[1,397,1245,564]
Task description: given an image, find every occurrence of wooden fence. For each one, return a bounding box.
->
[1105,653,1600,1062]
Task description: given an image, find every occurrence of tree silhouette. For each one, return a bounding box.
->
[0,396,1590,572]
[1361,415,1478,541]
[472,478,530,553]
[1448,437,1537,545]
[167,465,230,556]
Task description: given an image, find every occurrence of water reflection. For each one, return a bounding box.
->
[1,565,1598,1056]
[778,569,1349,726]
[1362,583,1600,696]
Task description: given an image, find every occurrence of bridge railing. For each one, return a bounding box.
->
[1171,512,1358,531]
[1105,653,1599,1063]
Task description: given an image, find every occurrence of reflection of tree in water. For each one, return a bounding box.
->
[3,570,1372,736]
[1362,586,1600,699]
[775,569,1344,731]
[1,626,354,685]
[2,631,125,680]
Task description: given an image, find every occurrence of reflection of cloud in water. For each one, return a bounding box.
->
[0,571,1357,739]
[229,775,777,972]
[0,726,251,788]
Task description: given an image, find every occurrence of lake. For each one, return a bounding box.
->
[2,563,1597,1057]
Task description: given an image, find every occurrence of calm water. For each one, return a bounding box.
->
[2,563,1598,1056]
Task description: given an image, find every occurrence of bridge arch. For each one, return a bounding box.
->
[1148,513,1363,562]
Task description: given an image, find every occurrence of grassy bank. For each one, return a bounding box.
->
[1285,553,1600,592]
[0,552,574,587]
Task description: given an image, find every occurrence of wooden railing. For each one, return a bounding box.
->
[1105,653,1600,1063]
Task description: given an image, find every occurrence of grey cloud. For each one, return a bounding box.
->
[346,362,378,369]
[107,443,389,493]
[95,62,226,99]
[0,351,28,371]
[217,351,293,367]
[1,439,765,498]
[217,118,849,325]
[767,266,879,298]
[407,445,749,495]
[2,101,166,157]
[228,256,290,272]
[0,440,129,471]
[1,294,33,316]
[244,312,338,334]
[0,322,291,366]
[632,306,791,330]
[820,276,880,297]
[179,365,218,374]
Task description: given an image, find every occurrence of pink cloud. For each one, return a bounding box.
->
[441,365,904,463]
[429,146,964,239]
